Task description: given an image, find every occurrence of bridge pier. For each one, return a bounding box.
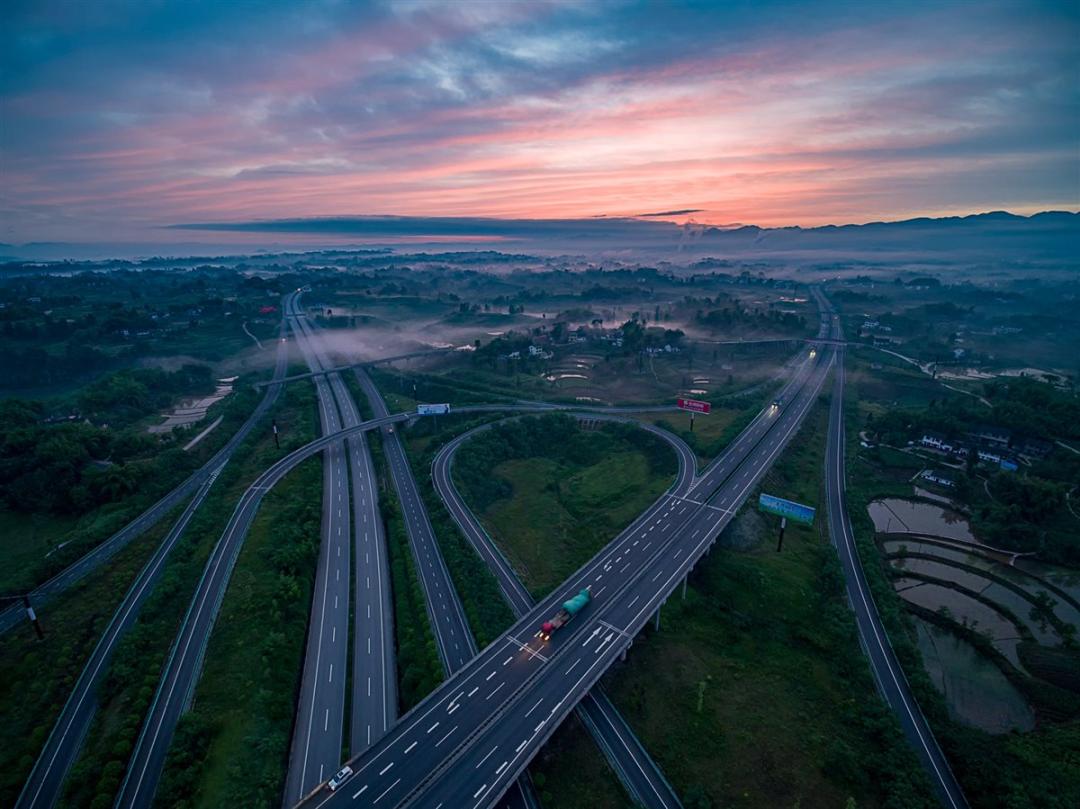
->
[682,575,688,600]
[654,605,661,632]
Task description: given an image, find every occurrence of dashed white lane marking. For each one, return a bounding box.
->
[405,741,418,754]
[468,686,479,697]
[427,721,440,734]
[485,670,497,681]
[379,762,394,776]
[373,778,399,804]
[525,699,544,718]
[328,663,333,683]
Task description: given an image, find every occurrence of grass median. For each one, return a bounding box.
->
[0,502,182,807]
[152,452,321,807]
[57,380,316,809]
[578,399,942,809]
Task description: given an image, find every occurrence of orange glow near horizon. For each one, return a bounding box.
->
[2,2,1076,242]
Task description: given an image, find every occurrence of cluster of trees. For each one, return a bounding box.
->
[154,456,321,808]
[0,364,219,516]
[454,415,676,515]
[696,303,807,335]
[618,318,685,354]
[0,341,119,389]
[77,363,215,426]
[869,378,1078,447]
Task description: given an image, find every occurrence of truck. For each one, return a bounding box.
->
[540,588,591,641]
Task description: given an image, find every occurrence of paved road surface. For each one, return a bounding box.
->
[13,314,290,809]
[292,324,833,809]
[282,297,359,803]
[823,327,968,808]
[433,414,689,808]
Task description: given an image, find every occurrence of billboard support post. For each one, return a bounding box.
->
[776,516,787,552]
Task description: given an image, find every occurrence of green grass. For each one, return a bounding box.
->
[0,505,182,808]
[454,416,676,601]
[0,509,78,592]
[593,401,939,809]
[528,714,635,809]
[482,451,670,598]
[369,432,444,711]
[152,454,321,808]
[58,382,315,809]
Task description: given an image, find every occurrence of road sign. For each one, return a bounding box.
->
[417,403,451,416]
[677,398,711,414]
[758,493,815,526]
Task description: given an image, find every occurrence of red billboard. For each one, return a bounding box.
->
[677,397,711,414]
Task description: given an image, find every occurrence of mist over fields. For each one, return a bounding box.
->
[3,210,1076,269]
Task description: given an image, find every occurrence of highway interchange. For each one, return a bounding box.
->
[294,308,836,809]
[9,287,967,809]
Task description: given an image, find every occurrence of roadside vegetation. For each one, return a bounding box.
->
[452,414,676,599]
[575,400,939,809]
[151,384,320,808]
[368,431,444,711]
[57,381,313,809]
[842,350,1080,808]
[0,503,182,807]
[0,370,267,593]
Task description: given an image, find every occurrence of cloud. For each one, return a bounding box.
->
[2,0,1077,242]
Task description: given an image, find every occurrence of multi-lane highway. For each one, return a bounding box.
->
[353,367,478,673]
[283,295,396,807]
[432,414,690,809]
[292,314,834,809]
[13,315,290,809]
[283,297,358,801]
[823,329,968,808]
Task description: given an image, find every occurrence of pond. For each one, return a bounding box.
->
[914,617,1034,734]
[867,498,975,542]
[896,581,1023,667]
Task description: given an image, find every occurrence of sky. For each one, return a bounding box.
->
[1,0,1078,245]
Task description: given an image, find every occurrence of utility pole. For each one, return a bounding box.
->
[1,594,45,640]
[272,419,280,449]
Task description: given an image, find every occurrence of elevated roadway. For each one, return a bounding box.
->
[292,322,834,809]
[432,414,689,808]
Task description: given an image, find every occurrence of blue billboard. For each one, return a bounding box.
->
[758,493,816,526]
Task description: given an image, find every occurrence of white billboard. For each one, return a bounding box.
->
[417,403,451,416]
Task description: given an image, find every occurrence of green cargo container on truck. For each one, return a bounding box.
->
[539,587,592,641]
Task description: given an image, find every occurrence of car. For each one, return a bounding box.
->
[328,766,353,791]
[771,397,782,409]
[387,426,394,433]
